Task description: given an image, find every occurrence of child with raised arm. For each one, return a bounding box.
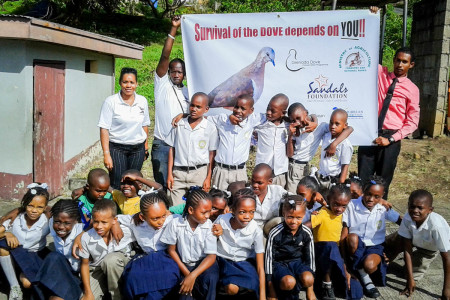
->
[166,92,219,205]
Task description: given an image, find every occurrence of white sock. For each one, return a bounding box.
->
[0,255,19,287]
[322,281,332,286]
[358,268,375,290]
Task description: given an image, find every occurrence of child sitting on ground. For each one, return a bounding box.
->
[265,195,316,300]
[345,173,363,200]
[296,176,327,223]
[341,176,402,298]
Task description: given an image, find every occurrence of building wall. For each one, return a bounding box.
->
[409,0,450,137]
[0,39,115,199]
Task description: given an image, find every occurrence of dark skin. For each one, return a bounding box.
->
[328,111,350,183]
[229,98,255,126]
[251,167,272,203]
[265,96,289,126]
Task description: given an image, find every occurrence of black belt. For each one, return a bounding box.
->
[317,173,340,182]
[216,162,246,170]
[174,164,207,171]
[289,158,308,164]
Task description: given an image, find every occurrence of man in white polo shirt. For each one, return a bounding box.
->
[152,15,189,189]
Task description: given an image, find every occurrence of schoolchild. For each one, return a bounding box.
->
[78,199,133,300]
[384,189,450,299]
[33,200,84,300]
[0,183,51,300]
[251,163,289,227]
[160,188,218,300]
[265,195,315,300]
[345,173,363,200]
[305,184,362,300]
[120,190,181,300]
[213,188,266,299]
[296,176,327,223]
[341,176,402,298]
[166,92,219,205]
[316,109,353,190]
[286,104,352,193]
[254,93,290,188]
[227,181,248,198]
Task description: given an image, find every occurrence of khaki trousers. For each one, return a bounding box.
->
[169,166,208,206]
[211,165,248,190]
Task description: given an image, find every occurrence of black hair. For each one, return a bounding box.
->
[281,194,307,212]
[169,58,186,76]
[395,47,415,63]
[230,188,257,210]
[269,93,289,109]
[92,199,117,217]
[19,184,50,213]
[330,108,348,121]
[288,102,308,116]
[133,190,172,225]
[328,184,351,202]
[298,176,319,193]
[253,163,274,179]
[119,67,138,82]
[209,188,230,205]
[408,189,433,207]
[227,181,248,197]
[182,187,212,217]
[362,175,385,193]
[235,94,255,107]
[51,199,81,222]
[121,169,143,178]
[87,168,110,186]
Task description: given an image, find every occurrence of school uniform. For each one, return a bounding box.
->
[215,213,264,298]
[78,225,133,300]
[118,214,181,300]
[255,120,289,188]
[317,132,353,190]
[32,219,84,300]
[160,217,218,300]
[253,185,288,227]
[265,222,314,300]
[342,197,400,285]
[0,213,50,283]
[397,212,450,281]
[165,117,219,205]
[286,123,328,193]
[208,113,265,190]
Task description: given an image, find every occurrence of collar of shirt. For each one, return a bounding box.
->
[226,116,249,133]
[117,92,138,106]
[220,213,258,236]
[177,217,212,234]
[259,119,287,129]
[405,212,431,231]
[86,229,115,250]
[387,71,409,84]
[50,218,82,247]
[19,213,47,232]
[179,117,208,131]
[354,197,384,213]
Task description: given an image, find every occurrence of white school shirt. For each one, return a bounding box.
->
[214,213,264,262]
[118,214,179,253]
[78,225,132,267]
[318,132,353,177]
[398,212,450,253]
[255,120,289,176]
[302,202,323,223]
[49,218,83,272]
[2,213,49,252]
[154,73,189,140]
[98,92,151,145]
[253,185,289,226]
[291,122,329,162]
[343,197,400,246]
[208,113,265,165]
[165,117,219,166]
[160,217,217,266]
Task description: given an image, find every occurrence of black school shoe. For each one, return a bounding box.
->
[364,285,381,298]
[321,282,336,300]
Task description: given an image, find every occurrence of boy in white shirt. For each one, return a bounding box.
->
[166,92,219,205]
[78,199,133,300]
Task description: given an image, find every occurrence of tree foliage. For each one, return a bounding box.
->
[216,0,321,13]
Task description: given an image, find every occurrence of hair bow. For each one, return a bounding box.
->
[138,188,157,198]
[346,184,351,187]
[224,191,231,198]
[352,176,360,180]
[370,180,377,185]
[27,183,48,195]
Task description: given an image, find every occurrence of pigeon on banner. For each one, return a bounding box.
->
[208,47,275,108]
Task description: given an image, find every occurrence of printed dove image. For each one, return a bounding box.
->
[208,47,275,108]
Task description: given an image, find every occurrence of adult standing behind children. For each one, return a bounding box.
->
[152,15,189,189]
[98,68,150,189]
[358,46,419,199]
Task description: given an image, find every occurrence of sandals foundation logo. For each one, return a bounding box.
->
[339,46,371,72]
[306,75,348,102]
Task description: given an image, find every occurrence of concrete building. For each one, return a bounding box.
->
[0,15,144,199]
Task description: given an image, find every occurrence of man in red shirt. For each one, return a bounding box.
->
[358,47,420,199]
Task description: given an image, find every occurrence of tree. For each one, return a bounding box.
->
[141,0,187,19]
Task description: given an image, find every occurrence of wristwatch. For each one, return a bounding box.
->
[388,137,395,144]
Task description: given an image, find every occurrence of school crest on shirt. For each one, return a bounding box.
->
[198,140,207,149]
[377,220,382,230]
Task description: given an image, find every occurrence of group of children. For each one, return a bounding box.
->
[0,90,448,300]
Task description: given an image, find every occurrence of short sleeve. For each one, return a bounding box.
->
[311,209,324,229]
[2,219,12,230]
[386,209,400,223]
[432,226,450,252]
[117,214,133,227]
[78,232,90,259]
[208,124,219,151]
[253,228,265,253]
[340,142,353,165]
[142,98,151,127]
[97,98,114,129]
[204,227,218,255]
[207,114,222,126]
[398,216,412,239]
[165,126,177,147]
[160,218,178,245]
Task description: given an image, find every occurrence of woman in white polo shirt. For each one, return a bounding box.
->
[98,68,150,189]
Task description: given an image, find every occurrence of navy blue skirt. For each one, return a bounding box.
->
[181,260,219,300]
[217,256,260,298]
[121,251,181,300]
[349,236,387,286]
[272,260,313,300]
[0,239,50,283]
[315,242,363,300]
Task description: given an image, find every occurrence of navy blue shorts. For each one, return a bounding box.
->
[217,256,260,298]
[350,236,387,286]
[272,260,313,300]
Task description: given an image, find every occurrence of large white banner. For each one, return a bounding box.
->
[181,10,380,145]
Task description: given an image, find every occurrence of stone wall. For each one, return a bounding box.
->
[409,0,449,137]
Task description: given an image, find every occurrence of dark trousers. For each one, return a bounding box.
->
[151,138,170,189]
[358,140,401,200]
[109,141,145,189]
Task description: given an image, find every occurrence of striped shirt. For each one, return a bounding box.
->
[265,222,315,280]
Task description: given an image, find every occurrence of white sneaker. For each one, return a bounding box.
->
[309,166,318,176]
[9,285,23,300]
